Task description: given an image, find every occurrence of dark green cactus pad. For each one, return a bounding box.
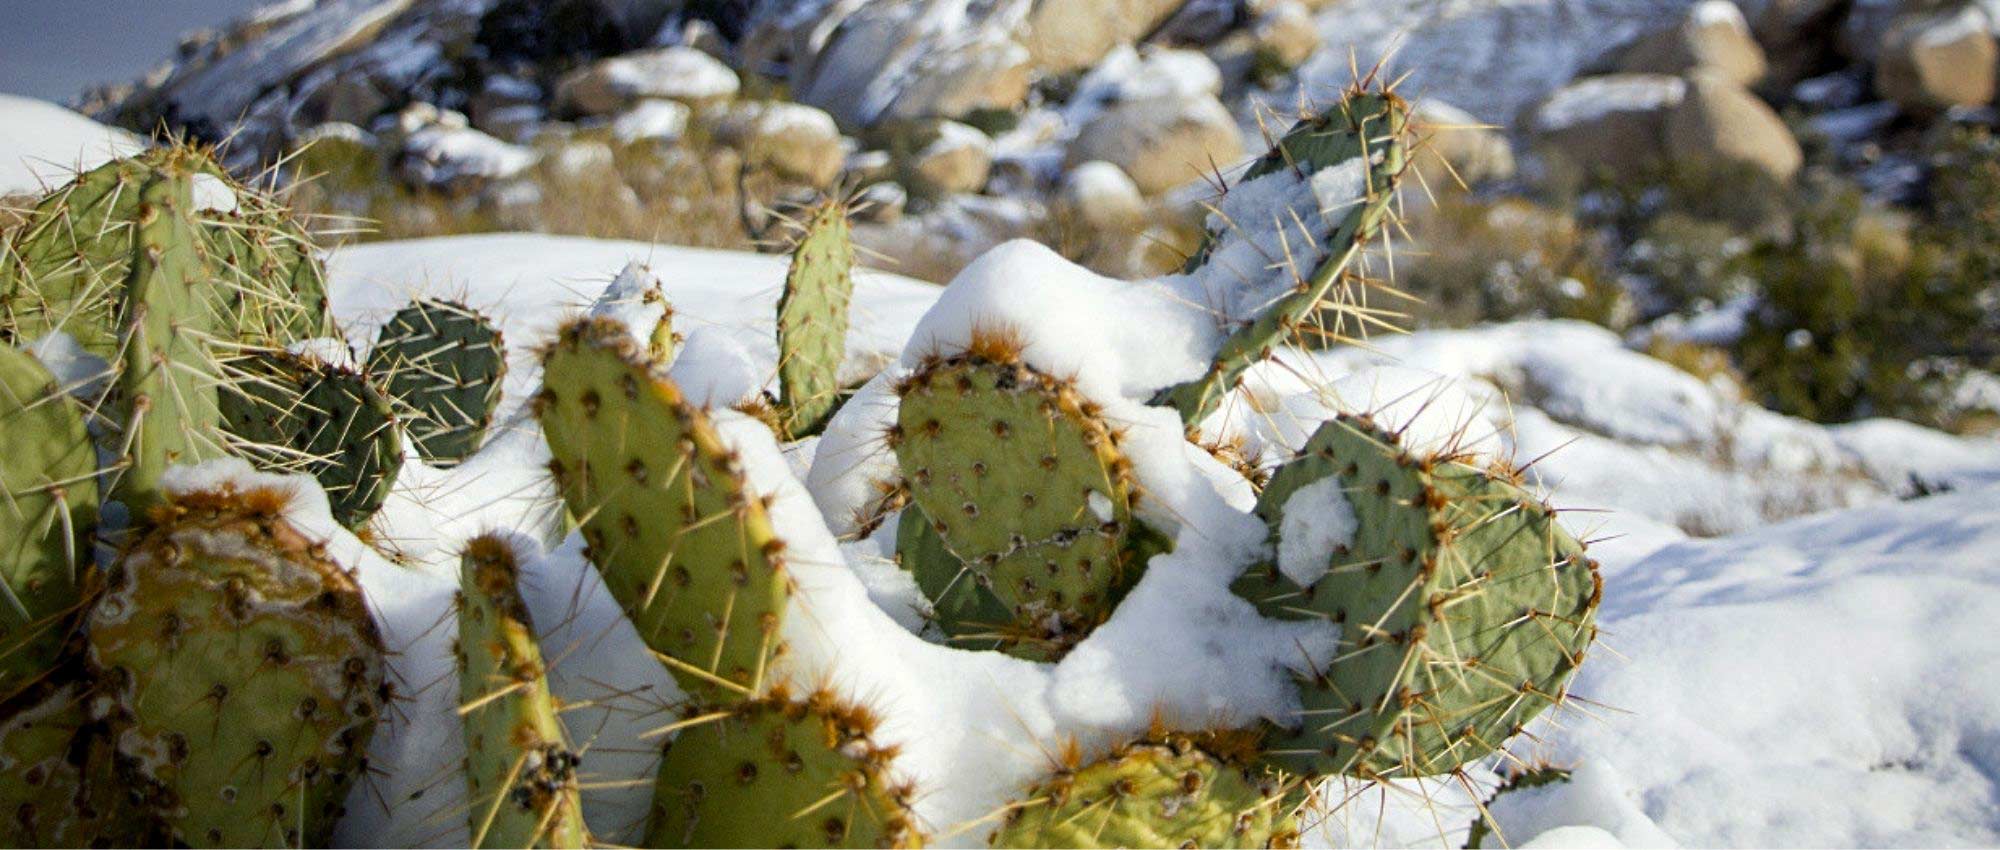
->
[775,200,856,438]
[1157,89,1412,427]
[645,688,921,848]
[895,502,1013,648]
[455,535,589,849]
[892,349,1160,660]
[110,160,229,514]
[219,351,404,529]
[991,730,1299,849]
[1465,763,1573,849]
[367,299,508,466]
[1234,413,1601,779]
[536,317,792,698]
[0,681,163,848]
[84,484,387,847]
[0,345,99,695]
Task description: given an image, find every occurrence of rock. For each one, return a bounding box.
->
[1024,0,1191,74]
[854,181,908,224]
[1153,0,1249,46]
[1618,0,1768,86]
[1059,160,1147,233]
[852,195,1045,282]
[1068,92,1245,196]
[1412,99,1516,185]
[713,101,848,187]
[881,36,1034,124]
[792,1,1031,129]
[1532,74,1687,175]
[1251,1,1323,74]
[296,71,392,126]
[468,75,542,135]
[1665,71,1802,184]
[475,105,546,144]
[1875,6,1998,113]
[554,46,740,117]
[912,121,994,195]
[846,149,896,185]
[397,111,539,192]
[612,100,690,144]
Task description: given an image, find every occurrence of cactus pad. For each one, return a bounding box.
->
[646,687,920,848]
[455,534,589,849]
[0,681,161,848]
[1234,413,1600,779]
[992,731,1299,849]
[219,352,403,529]
[1157,90,1412,427]
[536,317,792,697]
[775,200,856,438]
[0,345,99,693]
[84,483,387,847]
[892,350,1154,659]
[367,299,508,466]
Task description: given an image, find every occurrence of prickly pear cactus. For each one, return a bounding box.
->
[536,317,792,697]
[367,299,507,466]
[84,483,387,847]
[775,200,855,437]
[588,262,679,366]
[1157,88,1413,427]
[0,681,161,848]
[992,730,1299,849]
[1234,413,1600,779]
[455,534,589,849]
[891,342,1160,659]
[646,687,921,848]
[219,352,404,529]
[0,345,98,694]
[201,188,337,346]
[0,155,154,355]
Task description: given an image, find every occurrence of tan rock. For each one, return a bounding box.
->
[1532,74,1686,176]
[1875,6,1998,113]
[1067,94,1246,196]
[1024,0,1191,74]
[1620,0,1768,86]
[714,102,848,187]
[554,47,740,117]
[1666,71,1803,183]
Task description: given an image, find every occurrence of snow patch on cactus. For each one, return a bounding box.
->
[1275,476,1357,586]
[587,261,672,351]
[1168,156,1371,334]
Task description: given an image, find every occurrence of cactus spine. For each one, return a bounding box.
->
[84,482,387,847]
[774,200,856,438]
[992,729,1299,849]
[219,352,404,529]
[0,346,99,694]
[368,299,507,466]
[646,687,920,848]
[455,535,588,849]
[1233,413,1600,779]
[536,317,792,697]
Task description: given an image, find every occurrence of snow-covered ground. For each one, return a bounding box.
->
[0,93,143,196]
[307,232,2000,847]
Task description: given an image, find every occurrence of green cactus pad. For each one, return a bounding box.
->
[536,317,792,697]
[991,730,1299,849]
[1234,413,1600,779]
[0,155,151,356]
[0,345,99,695]
[367,299,508,466]
[84,484,387,847]
[1465,763,1573,849]
[0,681,162,848]
[219,352,404,529]
[455,535,589,849]
[892,350,1156,660]
[1157,90,1412,427]
[202,193,338,347]
[109,160,229,514]
[645,688,921,848]
[775,200,856,438]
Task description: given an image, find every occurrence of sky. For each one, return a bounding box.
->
[0,0,266,103]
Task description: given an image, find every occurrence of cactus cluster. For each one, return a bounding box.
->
[0,77,1602,850]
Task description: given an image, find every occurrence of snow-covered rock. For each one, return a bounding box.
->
[712,100,847,186]
[0,94,144,196]
[553,46,740,117]
[1617,0,1769,86]
[911,120,993,195]
[1875,6,1999,113]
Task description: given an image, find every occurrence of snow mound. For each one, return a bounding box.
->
[0,94,144,196]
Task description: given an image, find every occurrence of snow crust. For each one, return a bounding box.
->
[0,94,144,196]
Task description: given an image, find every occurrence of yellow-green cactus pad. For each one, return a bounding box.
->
[455,534,589,849]
[775,199,855,438]
[0,345,98,694]
[646,687,922,848]
[992,730,1299,849]
[536,317,792,697]
[0,681,162,848]
[85,483,386,847]
[1235,413,1600,779]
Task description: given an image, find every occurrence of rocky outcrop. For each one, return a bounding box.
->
[1534,68,1800,184]
[1874,6,1998,114]
[553,47,740,117]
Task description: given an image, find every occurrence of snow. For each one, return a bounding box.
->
[1534,75,1687,133]
[191,172,239,213]
[397,123,538,186]
[1690,0,1748,29]
[1061,45,1224,128]
[598,46,741,103]
[1275,476,1357,586]
[0,94,144,196]
[611,99,691,144]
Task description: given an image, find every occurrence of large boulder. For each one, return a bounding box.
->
[713,101,848,187]
[911,121,994,196]
[791,1,1032,129]
[1023,0,1192,74]
[1875,6,1998,113]
[1532,74,1687,176]
[553,47,740,117]
[1618,0,1768,86]
[1665,70,1802,183]
[1067,95,1244,196]
[1251,1,1323,74]
[1059,160,1148,234]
